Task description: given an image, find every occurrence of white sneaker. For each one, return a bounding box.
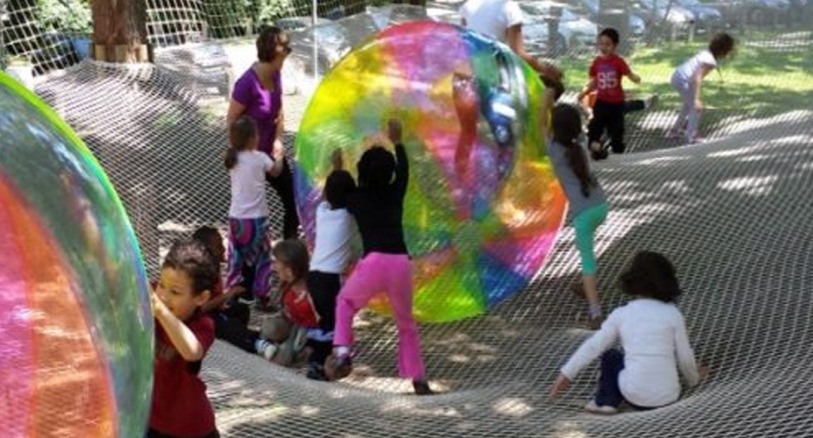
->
[644,93,659,110]
[584,399,618,414]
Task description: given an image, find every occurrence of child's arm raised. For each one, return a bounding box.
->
[388,119,409,197]
[152,290,207,362]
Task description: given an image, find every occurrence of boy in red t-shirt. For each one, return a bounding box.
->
[149,239,220,438]
[578,28,642,160]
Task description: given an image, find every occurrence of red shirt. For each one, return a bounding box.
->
[150,312,217,437]
[282,284,320,328]
[589,53,631,104]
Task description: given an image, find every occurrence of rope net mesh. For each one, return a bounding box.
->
[5,1,813,436]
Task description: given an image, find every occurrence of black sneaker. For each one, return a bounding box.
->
[590,146,609,161]
[412,379,435,396]
[306,363,328,381]
[332,355,353,380]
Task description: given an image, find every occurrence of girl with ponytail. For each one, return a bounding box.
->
[224,116,283,309]
[548,103,610,330]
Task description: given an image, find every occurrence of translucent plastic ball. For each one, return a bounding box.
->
[0,72,152,436]
[294,21,566,322]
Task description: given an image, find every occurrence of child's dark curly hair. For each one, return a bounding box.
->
[709,32,736,60]
[618,251,682,303]
[162,239,219,295]
[357,146,395,192]
[325,169,357,209]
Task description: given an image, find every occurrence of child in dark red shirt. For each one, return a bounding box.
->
[578,28,642,160]
[149,239,220,438]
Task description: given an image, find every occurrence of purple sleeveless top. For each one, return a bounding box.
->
[231,67,283,155]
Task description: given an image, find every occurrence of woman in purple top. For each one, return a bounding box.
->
[227,26,300,240]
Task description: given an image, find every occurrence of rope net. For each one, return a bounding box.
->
[5,1,813,436]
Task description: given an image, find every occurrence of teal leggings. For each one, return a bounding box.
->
[572,202,609,275]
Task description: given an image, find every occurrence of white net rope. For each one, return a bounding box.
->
[8,2,813,436]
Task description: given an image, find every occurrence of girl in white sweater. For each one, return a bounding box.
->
[550,251,708,414]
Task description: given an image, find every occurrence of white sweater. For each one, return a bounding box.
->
[310,201,356,274]
[561,298,701,407]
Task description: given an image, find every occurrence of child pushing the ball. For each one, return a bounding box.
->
[149,239,219,438]
[330,118,434,395]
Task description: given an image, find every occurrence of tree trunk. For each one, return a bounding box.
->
[91,0,150,63]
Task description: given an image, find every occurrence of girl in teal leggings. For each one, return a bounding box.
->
[547,104,609,329]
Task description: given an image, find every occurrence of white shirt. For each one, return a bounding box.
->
[561,299,701,408]
[310,201,356,274]
[673,49,717,84]
[228,150,274,219]
[460,0,524,44]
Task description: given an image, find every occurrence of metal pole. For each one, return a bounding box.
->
[312,0,318,90]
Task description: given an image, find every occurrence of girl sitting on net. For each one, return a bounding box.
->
[262,238,320,366]
[330,119,433,395]
[224,116,283,309]
[550,251,709,414]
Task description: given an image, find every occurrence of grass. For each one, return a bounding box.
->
[554,30,813,117]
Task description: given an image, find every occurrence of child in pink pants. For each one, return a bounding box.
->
[331,119,433,395]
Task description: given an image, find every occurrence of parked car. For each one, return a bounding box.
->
[634,0,697,36]
[674,0,725,31]
[519,1,599,55]
[704,0,790,26]
[578,0,648,37]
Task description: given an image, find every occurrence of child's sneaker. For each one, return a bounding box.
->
[590,145,609,161]
[686,135,705,144]
[667,129,683,140]
[331,355,353,380]
[643,93,659,111]
[584,399,618,414]
[306,363,329,381]
[256,340,278,361]
[412,379,435,396]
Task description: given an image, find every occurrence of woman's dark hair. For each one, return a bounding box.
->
[357,146,395,193]
[225,116,257,170]
[619,251,682,303]
[325,169,357,208]
[541,75,565,101]
[599,27,620,46]
[552,103,595,198]
[272,239,310,286]
[162,239,219,295]
[709,32,736,60]
[256,26,289,62]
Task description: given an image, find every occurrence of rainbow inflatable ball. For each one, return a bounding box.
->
[0,73,152,436]
[294,21,566,323]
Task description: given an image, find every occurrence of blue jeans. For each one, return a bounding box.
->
[595,349,654,410]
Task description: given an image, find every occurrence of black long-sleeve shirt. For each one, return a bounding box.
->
[347,143,409,256]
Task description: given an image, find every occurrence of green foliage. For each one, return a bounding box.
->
[37,0,91,33]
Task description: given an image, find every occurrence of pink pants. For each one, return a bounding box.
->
[334,252,426,380]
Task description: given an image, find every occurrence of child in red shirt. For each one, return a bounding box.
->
[578,28,642,160]
[261,239,321,366]
[149,239,220,438]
